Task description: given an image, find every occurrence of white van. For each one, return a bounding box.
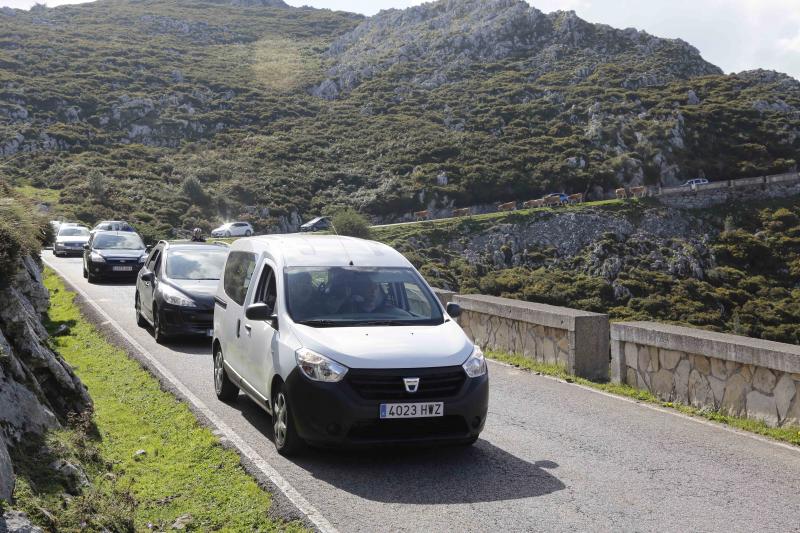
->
[212,235,488,455]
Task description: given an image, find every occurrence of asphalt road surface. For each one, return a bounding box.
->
[43,251,800,533]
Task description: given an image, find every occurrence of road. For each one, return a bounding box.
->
[44,251,800,533]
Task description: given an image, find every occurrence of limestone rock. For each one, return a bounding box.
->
[651,369,674,399]
[708,375,726,407]
[784,385,800,426]
[0,434,13,502]
[673,359,691,402]
[774,374,797,423]
[752,367,776,394]
[710,358,727,379]
[721,373,749,417]
[659,349,682,370]
[624,342,638,368]
[692,354,710,376]
[49,459,89,494]
[746,390,778,426]
[0,510,44,533]
[688,369,713,408]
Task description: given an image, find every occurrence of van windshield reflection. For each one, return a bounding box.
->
[285,267,443,327]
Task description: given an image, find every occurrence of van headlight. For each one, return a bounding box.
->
[160,284,197,308]
[90,252,106,263]
[462,345,487,378]
[296,348,348,382]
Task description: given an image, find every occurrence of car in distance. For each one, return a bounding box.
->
[91,220,136,233]
[212,235,488,455]
[299,216,331,233]
[135,241,229,343]
[53,225,91,256]
[211,222,254,238]
[682,178,709,187]
[544,192,569,202]
[82,231,147,283]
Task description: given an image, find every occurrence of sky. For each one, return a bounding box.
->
[2,0,798,79]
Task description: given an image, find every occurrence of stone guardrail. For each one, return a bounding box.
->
[452,294,609,380]
[657,171,799,197]
[611,322,800,427]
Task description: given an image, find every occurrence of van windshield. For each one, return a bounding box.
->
[285,267,444,327]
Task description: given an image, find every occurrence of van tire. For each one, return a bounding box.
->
[272,383,304,456]
[213,347,239,402]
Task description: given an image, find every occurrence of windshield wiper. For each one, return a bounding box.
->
[296,319,346,328]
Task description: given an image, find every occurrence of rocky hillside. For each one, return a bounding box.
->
[374,196,800,344]
[2,0,799,238]
[314,0,721,98]
[0,193,91,506]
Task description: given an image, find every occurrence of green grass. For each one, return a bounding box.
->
[29,268,305,532]
[13,184,60,204]
[488,351,800,447]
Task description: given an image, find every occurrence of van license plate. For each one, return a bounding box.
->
[380,402,443,419]
[112,266,133,272]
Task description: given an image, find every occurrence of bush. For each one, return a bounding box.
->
[180,176,209,205]
[331,208,372,239]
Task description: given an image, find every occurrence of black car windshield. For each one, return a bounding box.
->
[166,248,228,280]
[93,233,144,250]
[59,227,89,237]
[286,267,444,327]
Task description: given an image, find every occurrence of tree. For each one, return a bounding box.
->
[180,176,209,205]
[86,170,107,200]
[331,208,371,239]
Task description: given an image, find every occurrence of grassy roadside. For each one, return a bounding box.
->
[488,351,800,447]
[19,268,305,532]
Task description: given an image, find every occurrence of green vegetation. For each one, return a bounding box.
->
[331,207,371,239]
[2,0,798,240]
[488,351,800,447]
[0,182,50,280]
[377,197,800,344]
[16,269,304,532]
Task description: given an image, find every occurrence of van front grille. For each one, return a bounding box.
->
[346,366,466,400]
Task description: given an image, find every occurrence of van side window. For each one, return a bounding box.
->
[253,265,277,313]
[223,251,257,306]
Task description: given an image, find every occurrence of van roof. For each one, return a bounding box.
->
[234,235,411,268]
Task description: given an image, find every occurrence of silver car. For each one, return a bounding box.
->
[54,225,91,257]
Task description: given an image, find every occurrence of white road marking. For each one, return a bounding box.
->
[43,256,339,533]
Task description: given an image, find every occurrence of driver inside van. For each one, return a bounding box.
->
[339,277,393,314]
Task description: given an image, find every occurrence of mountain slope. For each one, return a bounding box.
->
[1,0,799,238]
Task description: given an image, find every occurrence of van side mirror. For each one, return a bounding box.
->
[83,244,89,250]
[446,303,462,318]
[140,271,154,282]
[245,303,278,330]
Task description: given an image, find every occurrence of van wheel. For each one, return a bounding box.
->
[272,384,304,456]
[87,269,98,284]
[245,230,252,237]
[213,347,239,401]
[135,292,147,328]
[82,265,88,279]
[224,231,231,238]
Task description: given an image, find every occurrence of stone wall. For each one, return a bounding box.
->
[657,171,800,209]
[453,294,609,380]
[611,322,800,427]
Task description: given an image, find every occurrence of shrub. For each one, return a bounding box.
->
[331,208,372,239]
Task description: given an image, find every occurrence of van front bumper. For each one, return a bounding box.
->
[284,366,488,447]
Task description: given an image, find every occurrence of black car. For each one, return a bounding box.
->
[83,231,148,283]
[299,216,331,232]
[91,220,136,233]
[135,241,229,343]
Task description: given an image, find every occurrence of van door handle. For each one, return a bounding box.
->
[244,324,252,337]
[236,319,241,338]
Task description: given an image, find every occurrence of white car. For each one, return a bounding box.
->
[53,225,91,257]
[211,235,488,455]
[211,222,254,238]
